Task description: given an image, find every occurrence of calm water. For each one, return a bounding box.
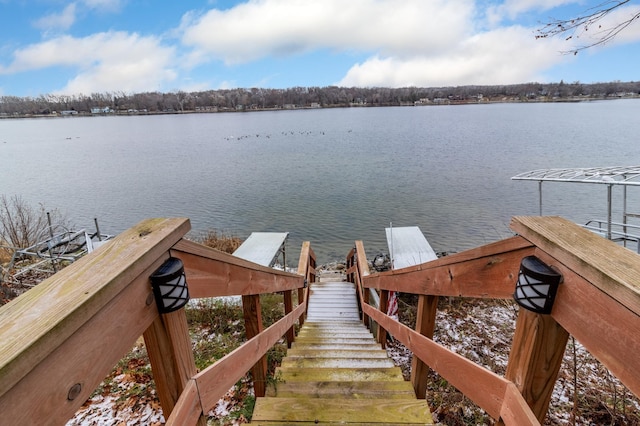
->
[2,100,640,264]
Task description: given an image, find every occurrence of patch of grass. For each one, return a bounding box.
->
[187,298,245,332]
[260,293,285,328]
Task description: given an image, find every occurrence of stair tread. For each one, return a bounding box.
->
[266,380,417,399]
[251,397,433,424]
[281,357,396,369]
[276,366,405,382]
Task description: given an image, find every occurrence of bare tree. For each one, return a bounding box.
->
[536,0,640,54]
[0,195,69,250]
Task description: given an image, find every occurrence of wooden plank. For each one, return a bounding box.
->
[363,302,508,419]
[267,380,417,399]
[534,248,640,398]
[172,239,303,298]
[251,397,433,424]
[411,294,438,399]
[285,349,389,358]
[0,262,163,424]
[364,236,534,298]
[510,216,640,316]
[504,308,568,423]
[0,217,190,401]
[280,357,395,369]
[194,303,305,412]
[499,382,541,426]
[248,423,430,426]
[275,367,405,382]
[165,379,205,426]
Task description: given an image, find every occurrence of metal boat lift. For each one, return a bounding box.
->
[2,218,112,282]
[512,165,640,252]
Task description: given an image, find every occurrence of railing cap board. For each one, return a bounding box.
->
[0,217,190,399]
[511,216,640,317]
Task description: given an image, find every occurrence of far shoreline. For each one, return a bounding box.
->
[1,94,638,120]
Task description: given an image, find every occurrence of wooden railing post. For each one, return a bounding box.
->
[242,294,268,397]
[411,294,438,399]
[504,308,569,424]
[144,308,205,425]
[378,290,389,349]
[283,290,294,348]
[295,241,315,328]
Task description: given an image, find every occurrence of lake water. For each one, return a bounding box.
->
[2,100,640,264]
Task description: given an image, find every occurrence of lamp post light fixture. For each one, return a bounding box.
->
[514,256,562,315]
[150,257,190,314]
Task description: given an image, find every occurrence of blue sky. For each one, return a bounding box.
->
[1,0,639,97]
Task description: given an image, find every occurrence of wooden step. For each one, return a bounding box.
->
[251,398,434,424]
[286,349,389,359]
[296,331,374,339]
[280,357,396,369]
[276,367,405,382]
[249,278,432,425]
[293,337,376,345]
[267,380,417,399]
[291,341,382,351]
[300,321,366,328]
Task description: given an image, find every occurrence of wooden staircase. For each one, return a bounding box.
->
[250,281,434,425]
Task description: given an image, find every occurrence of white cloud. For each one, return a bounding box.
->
[33,3,77,32]
[0,32,177,94]
[181,0,475,65]
[337,26,570,87]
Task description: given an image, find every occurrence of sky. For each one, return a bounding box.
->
[0,0,639,97]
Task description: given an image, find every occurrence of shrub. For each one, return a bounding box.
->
[193,229,242,253]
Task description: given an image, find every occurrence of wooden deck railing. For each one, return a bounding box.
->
[347,216,640,425]
[0,218,312,425]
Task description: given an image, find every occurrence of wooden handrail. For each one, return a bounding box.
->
[0,218,313,426]
[173,239,303,298]
[363,303,536,422]
[354,216,640,424]
[511,216,640,400]
[364,235,534,297]
[0,218,190,424]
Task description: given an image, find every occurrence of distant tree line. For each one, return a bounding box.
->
[1,80,639,116]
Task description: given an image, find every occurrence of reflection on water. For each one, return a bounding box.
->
[2,100,640,264]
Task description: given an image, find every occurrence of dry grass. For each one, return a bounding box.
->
[193,229,242,254]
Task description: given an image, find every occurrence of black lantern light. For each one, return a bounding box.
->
[514,255,562,315]
[150,257,189,314]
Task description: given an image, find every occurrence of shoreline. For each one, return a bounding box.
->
[2,95,638,120]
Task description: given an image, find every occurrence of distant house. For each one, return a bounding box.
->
[91,107,111,114]
[61,110,78,116]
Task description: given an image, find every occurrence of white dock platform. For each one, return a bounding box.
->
[232,232,288,267]
[385,226,437,269]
